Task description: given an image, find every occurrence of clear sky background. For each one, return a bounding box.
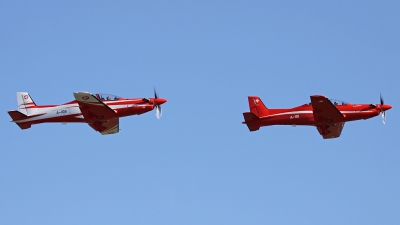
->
[1,1,399,224]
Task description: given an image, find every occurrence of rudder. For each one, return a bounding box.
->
[16,92,37,116]
[248,96,269,117]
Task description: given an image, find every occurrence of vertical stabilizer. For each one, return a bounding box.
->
[16,92,37,116]
[248,96,269,117]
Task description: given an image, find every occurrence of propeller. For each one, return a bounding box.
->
[154,88,162,119]
[380,94,386,124]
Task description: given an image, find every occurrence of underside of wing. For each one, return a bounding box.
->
[316,122,345,139]
[310,95,346,139]
[73,92,116,121]
[88,118,119,135]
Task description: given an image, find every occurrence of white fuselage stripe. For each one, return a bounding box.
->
[266,110,375,118]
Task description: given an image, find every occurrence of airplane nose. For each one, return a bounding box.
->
[155,98,167,105]
[381,104,392,111]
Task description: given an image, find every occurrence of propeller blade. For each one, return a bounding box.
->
[156,105,162,119]
[154,88,162,119]
[380,94,387,124]
[382,111,386,124]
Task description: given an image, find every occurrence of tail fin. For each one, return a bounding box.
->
[248,96,269,117]
[8,110,32,129]
[243,112,260,131]
[16,92,37,116]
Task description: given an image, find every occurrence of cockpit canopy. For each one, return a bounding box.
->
[329,99,349,105]
[308,98,349,105]
[96,93,122,101]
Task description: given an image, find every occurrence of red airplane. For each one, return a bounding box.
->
[8,91,167,135]
[242,95,392,139]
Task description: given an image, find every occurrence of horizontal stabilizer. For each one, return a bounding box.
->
[8,110,27,120]
[243,112,260,131]
[8,110,31,129]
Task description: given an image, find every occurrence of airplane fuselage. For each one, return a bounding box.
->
[255,103,382,127]
[242,95,392,139]
[11,98,161,126]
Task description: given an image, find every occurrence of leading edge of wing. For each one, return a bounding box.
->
[310,95,345,139]
[310,95,344,124]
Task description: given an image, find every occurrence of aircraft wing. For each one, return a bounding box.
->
[73,92,116,121]
[88,118,119,135]
[310,95,345,139]
[316,122,345,139]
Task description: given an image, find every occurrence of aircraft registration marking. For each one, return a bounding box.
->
[56,109,68,114]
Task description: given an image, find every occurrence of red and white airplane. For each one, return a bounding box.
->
[8,91,167,135]
[242,95,392,139]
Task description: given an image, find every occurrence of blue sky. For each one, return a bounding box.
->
[1,1,399,224]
